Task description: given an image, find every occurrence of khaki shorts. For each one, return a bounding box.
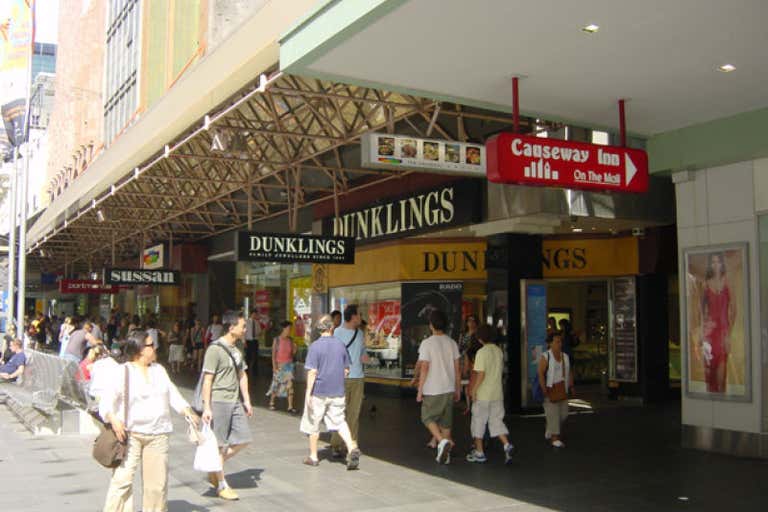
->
[421,393,454,428]
[471,399,509,439]
[300,395,347,435]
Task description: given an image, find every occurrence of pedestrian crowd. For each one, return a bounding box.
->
[0,303,575,511]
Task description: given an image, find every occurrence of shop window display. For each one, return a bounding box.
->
[331,283,402,379]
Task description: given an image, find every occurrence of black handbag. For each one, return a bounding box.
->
[93,365,129,468]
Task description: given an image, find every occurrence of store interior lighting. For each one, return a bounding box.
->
[96,209,106,222]
[717,64,736,73]
[581,23,599,34]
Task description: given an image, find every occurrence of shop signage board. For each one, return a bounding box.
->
[104,269,180,286]
[541,237,639,278]
[400,281,463,379]
[611,276,638,382]
[322,179,483,245]
[142,243,165,269]
[59,279,119,294]
[361,132,486,177]
[486,133,649,193]
[237,232,355,264]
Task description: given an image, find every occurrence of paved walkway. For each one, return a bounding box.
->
[1,366,767,511]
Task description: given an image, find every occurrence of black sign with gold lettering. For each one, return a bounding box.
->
[321,179,482,245]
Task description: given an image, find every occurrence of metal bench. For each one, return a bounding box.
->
[0,350,87,434]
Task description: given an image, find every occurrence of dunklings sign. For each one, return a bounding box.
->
[104,269,180,286]
[486,133,649,193]
[237,232,355,264]
[321,180,483,245]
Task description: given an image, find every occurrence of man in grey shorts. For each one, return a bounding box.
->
[201,312,252,501]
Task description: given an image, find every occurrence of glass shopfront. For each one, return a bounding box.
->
[235,261,314,352]
[326,239,487,381]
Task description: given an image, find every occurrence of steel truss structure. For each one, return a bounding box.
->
[30,72,539,274]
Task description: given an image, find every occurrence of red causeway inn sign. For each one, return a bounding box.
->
[486,133,649,193]
[59,279,118,294]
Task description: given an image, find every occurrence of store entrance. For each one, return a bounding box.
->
[546,280,609,385]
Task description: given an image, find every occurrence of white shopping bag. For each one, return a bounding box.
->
[193,423,223,472]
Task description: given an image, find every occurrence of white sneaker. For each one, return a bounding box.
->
[552,440,565,448]
[436,439,450,464]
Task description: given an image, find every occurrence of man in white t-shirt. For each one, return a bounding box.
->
[416,309,460,465]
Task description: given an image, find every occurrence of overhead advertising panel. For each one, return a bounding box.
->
[361,132,486,177]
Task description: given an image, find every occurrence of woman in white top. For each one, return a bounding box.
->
[100,330,198,512]
[206,314,224,344]
[537,332,575,448]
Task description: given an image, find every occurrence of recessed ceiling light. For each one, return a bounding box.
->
[581,24,599,34]
[571,227,583,233]
[717,64,736,73]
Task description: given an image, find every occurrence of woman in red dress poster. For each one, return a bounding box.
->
[701,252,736,393]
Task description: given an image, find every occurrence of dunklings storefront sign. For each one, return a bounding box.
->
[321,180,483,244]
[104,269,180,285]
[237,232,355,264]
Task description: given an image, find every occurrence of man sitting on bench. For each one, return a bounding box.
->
[0,339,27,382]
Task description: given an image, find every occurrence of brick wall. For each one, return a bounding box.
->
[44,0,105,206]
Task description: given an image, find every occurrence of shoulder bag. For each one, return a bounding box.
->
[192,342,243,412]
[546,353,568,402]
[93,365,129,468]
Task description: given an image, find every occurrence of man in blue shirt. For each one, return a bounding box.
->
[0,339,27,382]
[300,314,360,470]
[329,304,367,458]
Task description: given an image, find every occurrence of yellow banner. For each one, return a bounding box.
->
[0,0,33,97]
[542,237,639,277]
[328,240,487,288]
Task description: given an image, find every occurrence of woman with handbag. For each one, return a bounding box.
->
[99,330,199,512]
[537,332,575,449]
[267,321,297,412]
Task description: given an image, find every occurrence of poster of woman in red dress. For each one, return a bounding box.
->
[685,244,750,401]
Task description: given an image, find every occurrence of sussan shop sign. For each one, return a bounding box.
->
[486,133,649,193]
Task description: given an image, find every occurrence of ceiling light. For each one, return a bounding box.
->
[96,209,106,223]
[581,24,599,34]
[717,64,736,73]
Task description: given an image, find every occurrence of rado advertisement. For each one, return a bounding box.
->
[322,179,483,245]
[237,232,355,264]
[104,269,180,285]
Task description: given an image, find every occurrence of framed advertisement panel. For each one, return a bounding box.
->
[683,243,751,402]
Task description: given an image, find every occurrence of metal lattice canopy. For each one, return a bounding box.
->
[30,72,538,274]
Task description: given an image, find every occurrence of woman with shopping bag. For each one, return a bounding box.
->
[99,330,199,512]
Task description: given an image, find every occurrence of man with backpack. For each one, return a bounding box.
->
[200,312,252,501]
[329,304,367,458]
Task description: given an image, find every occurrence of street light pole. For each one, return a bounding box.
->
[5,151,18,335]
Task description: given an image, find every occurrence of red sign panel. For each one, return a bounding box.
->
[59,279,118,294]
[486,133,649,193]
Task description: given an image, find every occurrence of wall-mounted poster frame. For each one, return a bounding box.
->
[682,242,751,402]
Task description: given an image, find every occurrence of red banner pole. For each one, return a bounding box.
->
[512,77,520,134]
[619,99,627,147]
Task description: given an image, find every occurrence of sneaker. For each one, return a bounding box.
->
[347,448,361,471]
[552,440,565,449]
[545,431,552,440]
[466,450,487,463]
[504,444,516,464]
[217,487,239,501]
[436,438,450,464]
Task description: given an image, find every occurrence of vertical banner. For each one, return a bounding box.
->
[611,277,638,382]
[521,281,547,408]
[400,282,463,378]
[0,0,34,151]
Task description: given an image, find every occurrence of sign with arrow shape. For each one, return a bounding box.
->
[486,133,649,193]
